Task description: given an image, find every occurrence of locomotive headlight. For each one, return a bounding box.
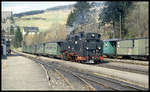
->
[75,41,78,44]
[86,47,89,50]
[98,47,101,49]
[91,34,95,38]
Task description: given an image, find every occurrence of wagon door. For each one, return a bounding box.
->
[135,39,149,55]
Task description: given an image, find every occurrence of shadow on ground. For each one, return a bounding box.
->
[1,56,7,59]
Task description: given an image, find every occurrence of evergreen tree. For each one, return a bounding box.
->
[99,1,133,25]
[13,26,23,48]
[66,1,93,27]
[10,25,14,35]
[10,16,15,23]
[99,1,134,39]
[67,11,75,26]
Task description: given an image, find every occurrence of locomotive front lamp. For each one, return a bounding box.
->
[98,47,101,49]
[75,41,78,44]
[86,47,89,50]
[92,34,95,37]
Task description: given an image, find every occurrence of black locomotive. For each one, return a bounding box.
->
[59,32,104,63]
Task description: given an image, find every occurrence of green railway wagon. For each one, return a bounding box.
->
[36,43,44,55]
[22,45,32,53]
[44,42,61,57]
[25,45,29,53]
[103,39,119,57]
[34,44,38,54]
[24,45,27,53]
[33,45,37,54]
[117,38,149,59]
[31,45,34,54]
[24,46,28,52]
[31,45,36,54]
[27,45,32,53]
[133,38,149,56]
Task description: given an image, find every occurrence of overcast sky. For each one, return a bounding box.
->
[2,1,77,14]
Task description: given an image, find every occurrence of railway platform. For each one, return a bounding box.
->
[2,53,51,90]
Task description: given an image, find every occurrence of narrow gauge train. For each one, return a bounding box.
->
[22,32,104,63]
[103,38,149,60]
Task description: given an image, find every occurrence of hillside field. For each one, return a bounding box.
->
[15,10,71,32]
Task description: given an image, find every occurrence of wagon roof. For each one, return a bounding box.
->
[103,38,120,41]
[117,37,148,41]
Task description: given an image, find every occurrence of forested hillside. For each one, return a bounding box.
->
[13,10,44,18]
[66,1,148,40]
[13,5,73,18]
[14,1,148,46]
[99,2,148,40]
[46,4,73,11]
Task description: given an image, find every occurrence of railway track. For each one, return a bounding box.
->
[69,69,147,91]
[13,51,148,90]
[97,64,148,75]
[30,56,147,91]
[43,64,74,90]
[14,51,148,75]
[86,61,148,75]
[33,58,94,90]
[103,58,148,66]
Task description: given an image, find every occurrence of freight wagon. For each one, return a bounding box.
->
[43,42,61,58]
[103,38,149,60]
[103,39,119,57]
[22,42,62,58]
[117,38,149,60]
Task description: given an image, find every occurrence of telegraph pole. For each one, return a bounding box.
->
[120,13,122,40]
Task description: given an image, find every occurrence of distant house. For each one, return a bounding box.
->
[22,27,39,36]
[2,11,13,20]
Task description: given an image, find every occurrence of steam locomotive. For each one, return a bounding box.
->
[59,32,104,63]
